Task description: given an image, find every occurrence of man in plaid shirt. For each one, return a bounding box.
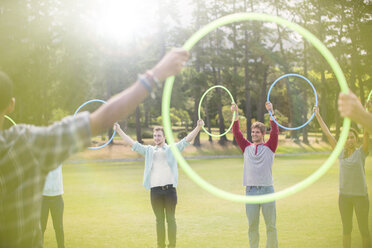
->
[0,48,188,248]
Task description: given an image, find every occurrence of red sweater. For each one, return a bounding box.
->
[232,120,279,186]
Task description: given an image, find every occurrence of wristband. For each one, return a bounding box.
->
[138,74,152,92]
[138,74,157,99]
[146,70,161,88]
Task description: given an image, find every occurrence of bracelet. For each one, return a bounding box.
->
[138,74,157,99]
[138,74,152,93]
[146,70,161,88]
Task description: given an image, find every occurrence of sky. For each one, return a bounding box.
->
[81,0,193,45]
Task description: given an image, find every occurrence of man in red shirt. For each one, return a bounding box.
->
[231,102,279,248]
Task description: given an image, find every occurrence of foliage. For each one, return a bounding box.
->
[49,108,70,124]
[141,130,153,139]
[177,130,188,140]
[0,0,371,145]
[156,107,191,126]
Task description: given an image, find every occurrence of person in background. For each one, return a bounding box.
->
[41,165,65,248]
[231,102,279,248]
[0,48,189,248]
[114,120,204,248]
[314,106,370,248]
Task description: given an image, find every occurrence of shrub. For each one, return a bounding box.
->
[177,130,188,140]
[141,130,153,139]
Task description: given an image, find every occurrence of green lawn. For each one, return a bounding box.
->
[44,155,372,248]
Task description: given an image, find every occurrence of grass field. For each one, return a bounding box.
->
[43,155,372,248]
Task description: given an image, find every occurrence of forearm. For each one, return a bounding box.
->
[90,81,148,136]
[315,114,337,148]
[232,120,250,152]
[355,111,372,134]
[185,125,202,143]
[266,120,279,152]
[234,111,239,121]
[270,120,279,136]
[116,129,135,146]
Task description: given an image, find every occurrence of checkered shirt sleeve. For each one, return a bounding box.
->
[0,112,91,247]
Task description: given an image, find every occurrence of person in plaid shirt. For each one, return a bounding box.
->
[0,48,188,248]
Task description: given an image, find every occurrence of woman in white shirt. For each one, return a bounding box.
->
[41,165,65,248]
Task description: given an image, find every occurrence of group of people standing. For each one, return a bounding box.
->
[113,99,370,248]
[0,45,371,248]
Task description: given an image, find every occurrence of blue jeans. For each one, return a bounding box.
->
[245,186,278,248]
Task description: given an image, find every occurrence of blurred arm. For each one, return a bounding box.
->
[338,91,372,134]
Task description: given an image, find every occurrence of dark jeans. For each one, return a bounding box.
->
[41,195,65,248]
[339,194,370,238]
[150,185,177,248]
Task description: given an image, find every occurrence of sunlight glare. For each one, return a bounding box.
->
[94,0,148,43]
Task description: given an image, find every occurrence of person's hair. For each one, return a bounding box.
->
[0,71,13,112]
[349,127,359,143]
[153,126,165,136]
[251,122,266,134]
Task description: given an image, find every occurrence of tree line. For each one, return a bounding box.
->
[0,0,371,146]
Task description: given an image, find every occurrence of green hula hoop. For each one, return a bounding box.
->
[4,115,16,126]
[162,13,350,203]
[198,85,236,137]
[366,90,372,110]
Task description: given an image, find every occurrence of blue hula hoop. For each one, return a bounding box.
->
[267,73,318,130]
[74,99,116,149]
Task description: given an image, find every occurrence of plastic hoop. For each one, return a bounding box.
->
[161,13,350,203]
[4,115,16,126]
[198,85,236,137]
[366,90,372,110]
[74,99,116,150]
[267,73,318,130]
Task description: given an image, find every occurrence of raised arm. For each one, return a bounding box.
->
[90,48,189,136]
[231,103,251,152]
[185,119,204,143]
[265,102,279,153]
[232,103,239,122]
[314,106,337,149]
[114,123,135,146]
[338,91,372,134]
